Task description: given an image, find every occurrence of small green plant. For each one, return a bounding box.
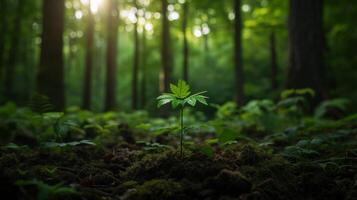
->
[157,79,208,157]
[16,179,77,200]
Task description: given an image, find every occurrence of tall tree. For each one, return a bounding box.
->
[37,0,65,110]
[233,0,244,106]
[0,0,8,84]
[82,3,95,110]
[160,0,172,93]
[104,0,119,111]
[131,0,139,110]
[270,29,278,90]
[182,1,189,82]
[4,0,24,100]
[140,27,147,109]
[287,0,326,101]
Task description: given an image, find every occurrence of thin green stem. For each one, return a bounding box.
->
[180,106,184,157]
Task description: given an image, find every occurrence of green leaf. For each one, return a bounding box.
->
[186,96,197,106]
[185,92,208,107]
[172,99,183,108]
[196,95,208,105]
[157,98,172,107]
[198,145,214,157]
[170,80,191,98]
[157,93,175,100]
[170,84,179,96]
[217,128,237,143]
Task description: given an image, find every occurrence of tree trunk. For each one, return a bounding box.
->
[104,0,119,111]
[131,0,139,110]
[234,0,244,106]
[0,1,8,84]
[182,1,189,82]
[287,0,326,102]
[160,0,172,93]
[140,26,147,108]
[4,0,24,100]
[37,0,65,111]
[270,30,278,90]
[82,6,94,110]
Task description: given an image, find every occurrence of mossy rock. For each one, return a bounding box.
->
[122,179,183,200]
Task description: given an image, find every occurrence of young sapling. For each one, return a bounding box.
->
[157,79,208,157]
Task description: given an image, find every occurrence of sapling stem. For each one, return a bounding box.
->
[180,106,184,157]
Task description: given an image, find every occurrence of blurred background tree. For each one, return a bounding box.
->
[0,0,356,114]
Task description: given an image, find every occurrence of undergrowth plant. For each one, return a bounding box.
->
[157,79,208,157]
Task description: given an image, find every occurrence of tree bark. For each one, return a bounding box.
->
[287,0,326,102]
[82,6,94,110]
[160,0,172,93]
[104,0,119,111]
[4,0,24,100]
[37,0,65,111]
[234,0,244,106]
[270,30,278,90]
[131,0,139,110]
[182,1,189,82]
[0,1,8,83]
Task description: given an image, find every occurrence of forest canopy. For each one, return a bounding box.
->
[0,0,356,113]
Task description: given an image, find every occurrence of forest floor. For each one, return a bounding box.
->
[0,102,357,200]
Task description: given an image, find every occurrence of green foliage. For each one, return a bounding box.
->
[214,101,237,119]
[43,140,96,148]
[16,179,77,200]
[137,141,171,152]
[157,80,208,108]
[124,179,182,200]
[281,88,315,99]
[315,98,350,118]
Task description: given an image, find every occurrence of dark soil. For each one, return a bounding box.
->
[1,139,356,200]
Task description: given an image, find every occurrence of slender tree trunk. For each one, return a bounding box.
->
[104,0,119,111]
[203,30,209,66]
[140,26,147,108]
[37,0,65,111]
[287,0,326,102]
[160,0,172,93]
[82,6,94,110]
[131,0,139,110]
[4,0,24,100]
[22,40,32,102]
[182,1,189,82]
[0,1,8,83]
[270,30,278,90]
[234,0,244,106]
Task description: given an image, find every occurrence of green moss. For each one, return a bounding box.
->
[123,150,226,182]
[122,179,183,200]
[222,144,271,166]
